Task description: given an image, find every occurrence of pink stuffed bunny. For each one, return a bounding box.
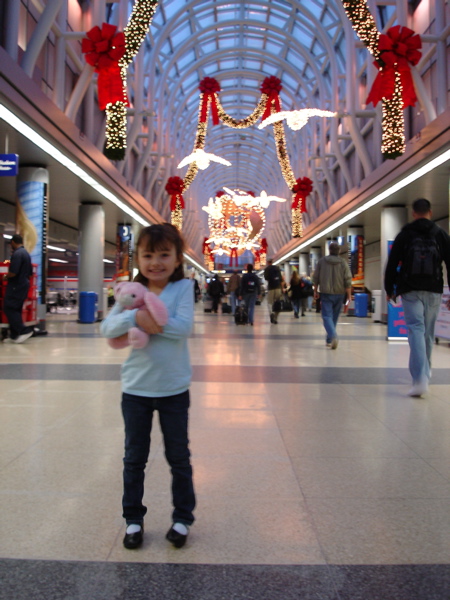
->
[107,281,168,350]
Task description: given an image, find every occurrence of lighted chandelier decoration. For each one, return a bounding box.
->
[202,189,278,267]
[82,0,160,160]
[341,1,422,159]
[168,75,325,237]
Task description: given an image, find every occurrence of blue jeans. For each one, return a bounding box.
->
[292,298,300,316]
[401,290,441,385]
[243,293,257,324]
[320,293,344,343]
[230,291,238,315]
[121,390,195,526]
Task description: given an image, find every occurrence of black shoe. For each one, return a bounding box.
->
[166,524,188,548]
[123,524,144,549]
[270,313,275,323]
[294,314,299,318]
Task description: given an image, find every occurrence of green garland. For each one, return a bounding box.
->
[104,0,160,160]
[341,0,405,158]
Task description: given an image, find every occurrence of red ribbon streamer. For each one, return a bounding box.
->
[366,25,422,109]
[291,178,312,211]
[229,247,238,267]
[260,76,282,121]
[82,23,128,110]
[199,77,221,125]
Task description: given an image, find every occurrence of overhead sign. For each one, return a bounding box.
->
[0,154,19,176]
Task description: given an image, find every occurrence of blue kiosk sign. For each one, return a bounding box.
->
[0,154,19,176]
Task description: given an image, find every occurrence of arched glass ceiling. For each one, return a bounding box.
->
[111,0,400,254]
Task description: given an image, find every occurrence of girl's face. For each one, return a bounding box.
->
[137,243,180,287]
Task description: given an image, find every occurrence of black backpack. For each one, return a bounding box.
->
[242,274,258,294]
[402,233,441,281]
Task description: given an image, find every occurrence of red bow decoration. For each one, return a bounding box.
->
[165,176,185,211]
[291,177,312,211]
[202,237,212,254]
[246,191,255,197]
[366,25,422,109]
[229,247,238,267]
[216,190,226,198]
[261,76,282,120]
[199,77,221,125]
[82,23,128,110]
[260,238,268,252]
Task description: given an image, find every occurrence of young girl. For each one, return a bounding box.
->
[101,223,195,550]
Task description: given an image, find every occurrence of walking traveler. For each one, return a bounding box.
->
[238,264,261,325]
[227,270,241,315]
[384,198,450,398]
[264,258,283,324]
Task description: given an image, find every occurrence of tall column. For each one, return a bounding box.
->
[380,206,408,321]
[310,247,321,274]
[78,202,105,320]
[299,253,309,276]
[283,262,291,284]
[17,166,49,332]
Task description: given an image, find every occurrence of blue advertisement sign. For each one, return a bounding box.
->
[0,154,19,176]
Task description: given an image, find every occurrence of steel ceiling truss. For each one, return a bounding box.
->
[5,0,446,257]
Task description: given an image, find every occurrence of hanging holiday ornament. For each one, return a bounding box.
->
[165,176,185,229]
[291,177,312,238]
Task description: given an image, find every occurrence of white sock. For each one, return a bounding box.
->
[173,523,189,536]
[126,524,142,534]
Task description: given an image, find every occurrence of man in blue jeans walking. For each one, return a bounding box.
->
[313,242,352,349]
[385,198,450,398]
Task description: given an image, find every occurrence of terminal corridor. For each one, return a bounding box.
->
[1,303,450,599]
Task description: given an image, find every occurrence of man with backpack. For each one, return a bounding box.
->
[384,198,450,398]
[264,258,283,324]
[238,263,261,326]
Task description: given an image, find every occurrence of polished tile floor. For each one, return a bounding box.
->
[1,302,450,599]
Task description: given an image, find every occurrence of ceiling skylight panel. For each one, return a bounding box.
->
[244,35,265,49]
[177,49,196,71]
[218,35,238,49]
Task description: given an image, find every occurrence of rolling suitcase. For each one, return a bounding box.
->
[234,304,248,325]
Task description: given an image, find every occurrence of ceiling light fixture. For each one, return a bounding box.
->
[274,148,450,265]
[0,103,208,274]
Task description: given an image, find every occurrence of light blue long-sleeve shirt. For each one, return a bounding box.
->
[101,278,193,397]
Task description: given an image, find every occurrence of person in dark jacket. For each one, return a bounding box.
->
[238,264,261,325]
[2,234,33,343]
[384,198,450,398]
[208,274,224,313]
[264,259,283,324]
[288,270,303,318]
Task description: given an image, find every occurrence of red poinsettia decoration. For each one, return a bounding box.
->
[366,25,422,109]
[199,77,221,125]
[260,76,282,120]
[291,177,312,211]
[165,176,185,210]
[82,23,128,110]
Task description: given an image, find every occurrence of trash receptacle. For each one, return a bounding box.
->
[354,293,368,318]
[78,291,98,323]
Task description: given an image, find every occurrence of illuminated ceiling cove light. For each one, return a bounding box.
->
[274,147,450,265]
[49,258,68,263]
[0,103,208,274]
[47,244,65,252]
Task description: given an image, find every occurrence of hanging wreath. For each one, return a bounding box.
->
[82,0,160,160]
[341,1,422,159]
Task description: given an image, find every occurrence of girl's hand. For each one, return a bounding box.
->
[136,309,163,335]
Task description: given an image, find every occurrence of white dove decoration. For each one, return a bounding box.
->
[258,109,337,131]
[178,149,232,170]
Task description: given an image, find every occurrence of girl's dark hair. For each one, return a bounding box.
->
[134,223,185,285]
